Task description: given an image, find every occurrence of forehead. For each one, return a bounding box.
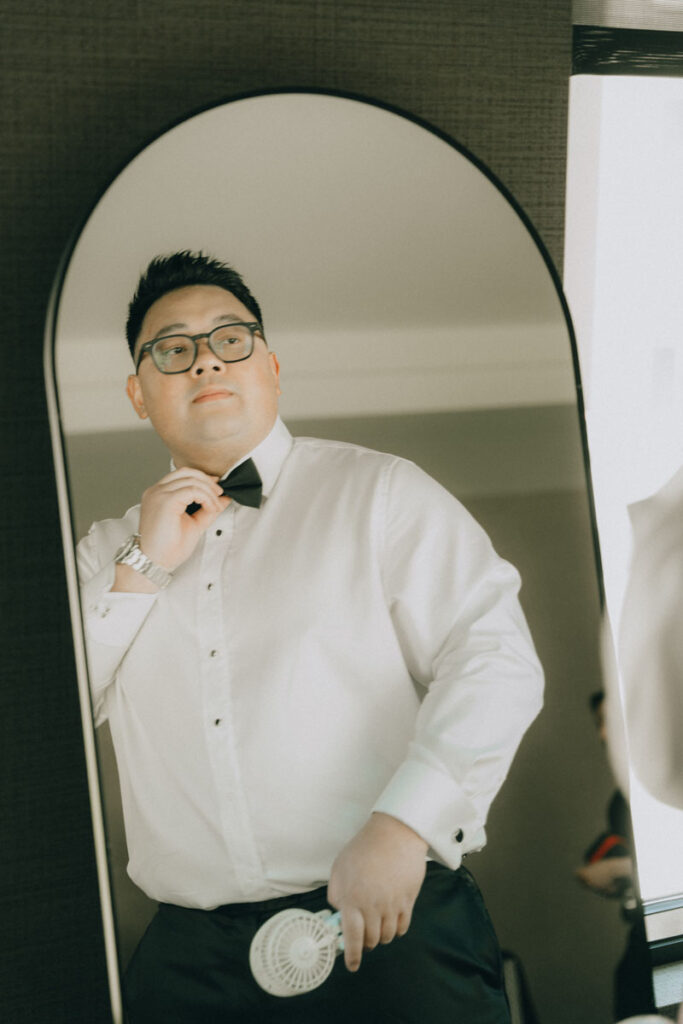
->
[139,285,253,344]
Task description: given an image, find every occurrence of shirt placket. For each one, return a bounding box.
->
[198,506,265,895]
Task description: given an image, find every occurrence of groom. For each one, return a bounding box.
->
[78,250,543,1022]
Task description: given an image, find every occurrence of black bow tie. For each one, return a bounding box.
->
[186,458,263,515]
[218,458,263,507]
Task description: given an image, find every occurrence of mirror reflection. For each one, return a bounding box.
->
[566,71,683,1016]
[51,93,620,1023]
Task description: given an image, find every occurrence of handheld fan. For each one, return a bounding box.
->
[249,907,344,997]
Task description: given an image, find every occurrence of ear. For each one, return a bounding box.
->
[269,352,281,395]
[126,374,149,420]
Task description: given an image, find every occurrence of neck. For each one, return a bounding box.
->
[172,421,275,476]
[173,444,249,477]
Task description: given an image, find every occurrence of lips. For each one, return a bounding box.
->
[192,387,235,403]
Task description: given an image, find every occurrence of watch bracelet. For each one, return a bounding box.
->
[117,534,173,589]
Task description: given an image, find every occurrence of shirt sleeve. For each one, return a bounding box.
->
[618,469,683,808]
[372,458,544,867]
[77,518,158,724]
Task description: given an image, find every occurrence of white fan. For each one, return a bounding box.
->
[249,907,344,996]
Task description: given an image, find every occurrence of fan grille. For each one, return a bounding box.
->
[249,908,341,997]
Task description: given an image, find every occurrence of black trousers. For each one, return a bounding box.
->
[614,915,656,1021]
[124,862,510,1024]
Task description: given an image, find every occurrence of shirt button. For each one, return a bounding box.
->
[207,583,214,591]
[216,529,222,536]
[214,718,221,726]
[210,650,218,658]
[452,829,464,844]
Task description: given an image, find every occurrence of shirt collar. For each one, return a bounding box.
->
[226,416,293,499]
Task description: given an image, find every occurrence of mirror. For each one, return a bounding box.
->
[47,91,616,1024]
[566,68,683,1012]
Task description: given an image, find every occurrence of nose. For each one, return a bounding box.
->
[191,336,224,375]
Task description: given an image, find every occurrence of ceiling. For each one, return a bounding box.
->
[53,92,574,433]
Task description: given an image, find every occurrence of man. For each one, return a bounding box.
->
[79,251,544,1023]
[618,465,683,808]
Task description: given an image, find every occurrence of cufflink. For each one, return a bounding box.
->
[452,828,464,843]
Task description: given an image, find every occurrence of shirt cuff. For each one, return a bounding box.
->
[372,758,485,869]
[82,560,159,647]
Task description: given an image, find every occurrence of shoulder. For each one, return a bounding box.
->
[292,434,399,466]
[290,434,469,520]
[291,434,442,495]
[290,435,438,484]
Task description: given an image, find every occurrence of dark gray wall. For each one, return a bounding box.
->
[2,3,576,1021]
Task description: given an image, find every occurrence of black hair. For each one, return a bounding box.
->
[126,250,264,358]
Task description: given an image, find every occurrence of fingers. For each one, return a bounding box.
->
[142,472,228,524]
[362,914,382,951]
[340,906,365,972]
[155,468,225,498]
[147,472,227,515]
[187,497,230,529]
[136,469,230,571]
[396,906,413,938]
[156,467,223,486]
[334,907,405,971]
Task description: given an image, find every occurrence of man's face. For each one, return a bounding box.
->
[126,285,280,470]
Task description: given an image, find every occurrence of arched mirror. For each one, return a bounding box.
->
[45,91,617,1023]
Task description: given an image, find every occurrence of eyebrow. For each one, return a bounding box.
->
[150,314,251,340]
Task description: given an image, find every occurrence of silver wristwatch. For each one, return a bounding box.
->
[114,534,173,589]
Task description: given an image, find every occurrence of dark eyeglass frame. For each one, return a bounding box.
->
[134,321,265,374]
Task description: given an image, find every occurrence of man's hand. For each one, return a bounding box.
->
[575,856,632,897]
[327,812,428,972]
[112,468,230,592]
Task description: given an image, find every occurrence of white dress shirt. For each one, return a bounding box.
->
[78,417,543,909]
[619,464,683,807]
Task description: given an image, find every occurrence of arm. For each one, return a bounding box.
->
[619,469,683,807]
[78,468,230,722]
[328,459,544,969]
[78,525,158,722]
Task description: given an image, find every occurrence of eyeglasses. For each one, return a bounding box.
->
[135,321,264,374]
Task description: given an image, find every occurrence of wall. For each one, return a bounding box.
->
[1,3,575,1021]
